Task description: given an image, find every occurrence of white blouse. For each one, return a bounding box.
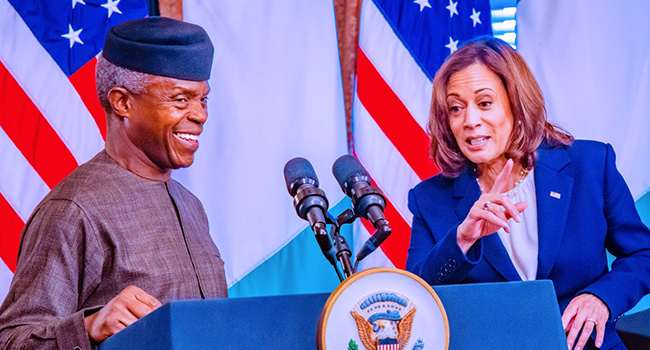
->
[495,169,539,281]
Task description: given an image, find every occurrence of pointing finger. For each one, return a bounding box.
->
[490,159,513,194]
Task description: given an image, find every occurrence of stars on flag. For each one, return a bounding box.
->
[445,37,459,54]
[61,0,125,51]
[470,8,482,27]
[414,0,431,12]
[72,0,86,9]
[61,24,84,48]
[101,0,123,18]
[446,0,458,18]
[411,0,488,59]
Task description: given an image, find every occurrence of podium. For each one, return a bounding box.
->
[616,307,650,350]
[100,280,567,349]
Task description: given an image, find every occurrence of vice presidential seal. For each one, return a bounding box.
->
[317,268,449,350]
[350,291,415,350]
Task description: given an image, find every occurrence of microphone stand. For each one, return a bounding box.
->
[326,210,356,280]
[326,208,391,281]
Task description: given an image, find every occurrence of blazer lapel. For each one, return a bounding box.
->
[535,146,574,280]
[453,168,478,219]
[453,168,522,281]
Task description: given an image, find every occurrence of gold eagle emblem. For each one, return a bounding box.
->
[350,291,417,350]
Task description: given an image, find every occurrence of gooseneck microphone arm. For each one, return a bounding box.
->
[327,210,356,278]
[354,219,391,271]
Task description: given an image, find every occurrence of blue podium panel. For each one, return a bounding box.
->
[435,281,567,349]
[100,280,566,350]
[100,293,330,349]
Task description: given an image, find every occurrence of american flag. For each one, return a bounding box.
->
[0,0,146,300]
[353,0,492,270]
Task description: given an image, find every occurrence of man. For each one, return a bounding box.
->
[0,17,227,349]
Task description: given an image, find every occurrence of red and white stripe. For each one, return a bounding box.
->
[353,0,439,270]
[378,343,399,350]
[0,0,105,300]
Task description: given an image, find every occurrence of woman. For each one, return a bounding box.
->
[405,37,650,350]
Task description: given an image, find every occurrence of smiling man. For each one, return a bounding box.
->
[0,17,227,349]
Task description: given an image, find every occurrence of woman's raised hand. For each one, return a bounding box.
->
[456,159,528,253]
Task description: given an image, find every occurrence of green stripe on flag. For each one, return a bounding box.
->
[228,198,354,297]
[636,190,650,224]
[609,191,650,314]
[630,191,650,313]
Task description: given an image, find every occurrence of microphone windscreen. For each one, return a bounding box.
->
[283,157,319,196]
[332,155,370,195]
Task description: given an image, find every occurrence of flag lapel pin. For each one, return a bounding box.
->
[550,191,561,199]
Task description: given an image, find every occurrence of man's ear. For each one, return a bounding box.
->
[107,87,133,119]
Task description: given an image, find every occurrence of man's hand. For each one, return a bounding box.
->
[84,285,161,343]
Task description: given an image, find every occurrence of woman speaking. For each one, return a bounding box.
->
[405,37,650,350]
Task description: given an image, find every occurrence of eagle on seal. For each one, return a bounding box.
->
[350,307,416,350]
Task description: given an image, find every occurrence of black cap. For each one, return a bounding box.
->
[103,17,213,81]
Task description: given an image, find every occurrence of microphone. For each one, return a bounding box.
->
[332,155,391,262]
[283,157,336,265]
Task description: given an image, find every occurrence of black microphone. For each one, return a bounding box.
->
[283,157,336,266]
[332,155,391,262]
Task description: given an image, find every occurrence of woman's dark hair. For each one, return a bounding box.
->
[428,36,573,177]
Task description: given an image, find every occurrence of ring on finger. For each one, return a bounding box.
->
[483,201,491,211]
[585,318,597,325]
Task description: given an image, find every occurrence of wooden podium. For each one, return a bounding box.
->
[100,280,567,349]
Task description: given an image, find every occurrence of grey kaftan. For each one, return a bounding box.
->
[0,151,228,350]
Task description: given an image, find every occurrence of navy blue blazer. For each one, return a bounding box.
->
[406,140,650,350]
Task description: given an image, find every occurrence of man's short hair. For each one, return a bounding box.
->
[95,54,156,112]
